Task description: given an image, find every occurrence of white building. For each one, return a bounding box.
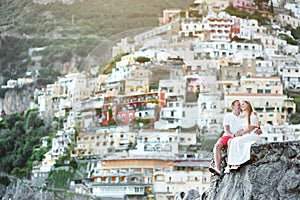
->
[155,94,185,130]
[276,56,300,89]
[37,72,99,121]
[202,11,235,42]
[192,41,263,59]
[260,35,287,58]
[255,60,277,77]
[31,127,76,185]
[284,2,300,19]
[197,92,224,135]
[278,13,300,29]
[129,130,180,157]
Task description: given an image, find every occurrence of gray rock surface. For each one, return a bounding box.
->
[1,179,95,200]
[0,86,34,114]
[203,141,300,200]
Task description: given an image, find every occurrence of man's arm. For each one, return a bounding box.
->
[224,125,234,137]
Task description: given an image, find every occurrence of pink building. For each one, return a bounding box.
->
[231,0,258,11]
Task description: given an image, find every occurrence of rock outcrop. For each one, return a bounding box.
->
[203,140,300,200]
[1,179,94,200]
[0,85,35,114]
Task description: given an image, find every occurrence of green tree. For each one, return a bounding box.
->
[5,112,23,129]
[11,167,28,179]
[291,26,300,40]
[268,1,274,13]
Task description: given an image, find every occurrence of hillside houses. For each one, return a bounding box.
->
[29,0,300,199]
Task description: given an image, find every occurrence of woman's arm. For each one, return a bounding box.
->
[235,113,259,137]
[234,126,256,136]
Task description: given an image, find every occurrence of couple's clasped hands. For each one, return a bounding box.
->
[234,127,263,137]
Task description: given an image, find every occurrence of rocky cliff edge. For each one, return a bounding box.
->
[202,140,300,200]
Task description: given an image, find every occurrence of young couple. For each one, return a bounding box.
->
[209,99,263,176]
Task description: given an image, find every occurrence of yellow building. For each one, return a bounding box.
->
[125,66,152,94]
[76,129,137,158]
[87,157,211,200]
[225,76,296,126]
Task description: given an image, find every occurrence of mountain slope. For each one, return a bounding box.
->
[1,0,193,37]
[0,0,194,81]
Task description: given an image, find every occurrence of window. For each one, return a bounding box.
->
[134,187,140,192]
[211,103,217,109]
[246,88,252,93]
[265,89,271,93]
[257,89,263,93]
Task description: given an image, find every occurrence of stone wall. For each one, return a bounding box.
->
[202,140,300,200]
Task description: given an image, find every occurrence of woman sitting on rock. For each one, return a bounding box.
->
[227,100,262,170]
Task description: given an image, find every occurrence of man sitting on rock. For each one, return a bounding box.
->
[209,99,241,176]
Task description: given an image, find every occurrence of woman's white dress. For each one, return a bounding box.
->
[227,114,261,165]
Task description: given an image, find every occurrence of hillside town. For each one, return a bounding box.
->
[2,0,300,199]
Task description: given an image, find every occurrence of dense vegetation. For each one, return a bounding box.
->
[0,109,54,178]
